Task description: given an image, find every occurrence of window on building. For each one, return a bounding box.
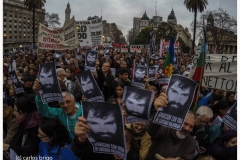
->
[15,31,17,33]
[4,25,6,28]
[9,31,12,33]
[4,19,6,22]
[15,35,17,38]
[15,20,17,23]
[19,35,21,38]
[9,20,12,22]
[15,15,17,18]
[4,12,7,16]
[14,26,17,28]
[9,14,12,17]
[9,25,12,28]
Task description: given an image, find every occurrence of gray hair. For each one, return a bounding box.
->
[196,106,213,119]
[56,68,66,76]
[62,91,75,100]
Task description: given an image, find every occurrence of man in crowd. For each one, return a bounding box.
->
[146,93,196,160]
[133,67,146,83]
[33,79,82,140]
[56,68,76,95]
[192,106,213,155]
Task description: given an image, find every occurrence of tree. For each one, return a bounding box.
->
[192,8,237,54]
[156,22,178,43]
[24,0,46,48]
[133,27,152,44]
[44,12,61,29]
[184,0,208,53]
[126,29,134,45]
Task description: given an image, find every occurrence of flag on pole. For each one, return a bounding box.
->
[149,29,155,57]
[163,36,174,78]
[159,39,163,57]
[198,91,213,107]
[191,37,206,81]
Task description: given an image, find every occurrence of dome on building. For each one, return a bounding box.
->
[141,11,150,20]
[168,8,177,21]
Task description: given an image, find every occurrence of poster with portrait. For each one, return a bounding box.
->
[104,49,111,58]
[38,62,63,104]
[8,71,24,94]
[153,74,198,130]
[222,102,237,131]
[158,74,170,84]
[76,70,104,102]
[85,50,98,72]
[81,101,126,160]
[132,66,147,89]
[148,66,157,81]
[122,86,154,123]
[54,52,63,67]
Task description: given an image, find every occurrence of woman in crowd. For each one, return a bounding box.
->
[226,91,236,107]
[9,96,43,158]
[125,122,151,160]
[209,130,237,160]
[107,82,124,104]
[37,118,78,160]
[3,104,19,145]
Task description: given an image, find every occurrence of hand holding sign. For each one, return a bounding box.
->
[75,117,91,142]
[154,92,168,111]
[32,79,41,96]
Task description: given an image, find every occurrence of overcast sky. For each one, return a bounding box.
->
[45,0,237,38]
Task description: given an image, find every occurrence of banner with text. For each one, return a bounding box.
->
[202,54,237,92]
[76,18,103,46]
[38,16,79,50]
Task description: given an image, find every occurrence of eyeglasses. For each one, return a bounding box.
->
[197,114,209,125]
[134,122,147,128]
[59,100,72,106]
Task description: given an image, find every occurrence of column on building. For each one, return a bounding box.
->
[227,45,230,54]
[232,45,235,54]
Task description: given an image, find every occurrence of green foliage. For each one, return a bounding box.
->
[156,22,178,44]
[133,27,152,44]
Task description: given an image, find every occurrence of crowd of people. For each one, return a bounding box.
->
[3,47,237,160]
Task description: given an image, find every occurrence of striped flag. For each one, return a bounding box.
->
[162,36,174,78]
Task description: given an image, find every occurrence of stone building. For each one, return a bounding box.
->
[3,0,45,53]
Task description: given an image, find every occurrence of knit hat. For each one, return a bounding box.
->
[221,130,237,142]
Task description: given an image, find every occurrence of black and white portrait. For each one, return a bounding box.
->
[38,62,63,104]
[85,50,98,67]
[133,66,147,83]
[148,66,156,81]
[82,102,126,159]
[122,86,154,122]
[76,70,104,102]
[154,74,198,130]
[223,102,237,131]
[8,71,24,94]
[39,62,60,93]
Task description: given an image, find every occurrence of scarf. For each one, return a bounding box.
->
[130,123,146,137]
[19,111,43,132]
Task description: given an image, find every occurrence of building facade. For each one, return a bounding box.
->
[167,8,177,25]
[3,0,45,53]
[175,24,192,47]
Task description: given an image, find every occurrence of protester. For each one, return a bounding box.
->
[9,96,43,157]
[125,122,151,160]
[33,80,82,140]
[209,130,237,160]
[37,118,78,160]
[191,106,213,155]
[145,93,196,160]
[3,104,19,145]
[225,91,236,107]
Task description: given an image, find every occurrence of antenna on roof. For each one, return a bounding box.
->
[155,1,157,16]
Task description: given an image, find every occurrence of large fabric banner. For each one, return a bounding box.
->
[202,54,237,92]
[76,18,103,46]
[38,16,79,50]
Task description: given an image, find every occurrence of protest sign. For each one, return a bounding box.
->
[202,54,237,92]
[148,66,156,81]
[121,46,128,53]
[222,102,237,131]
[132,66,147,89]
[153,75,198,130]
[8,71,24,94]
[122,86,154,123]
[38,62,63,104]
[38,16,79,50]
[82,101,126,160]
[76,17,103,46]
[85,50,98,72]
[130,45,142,53]
[76,70,104,102]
